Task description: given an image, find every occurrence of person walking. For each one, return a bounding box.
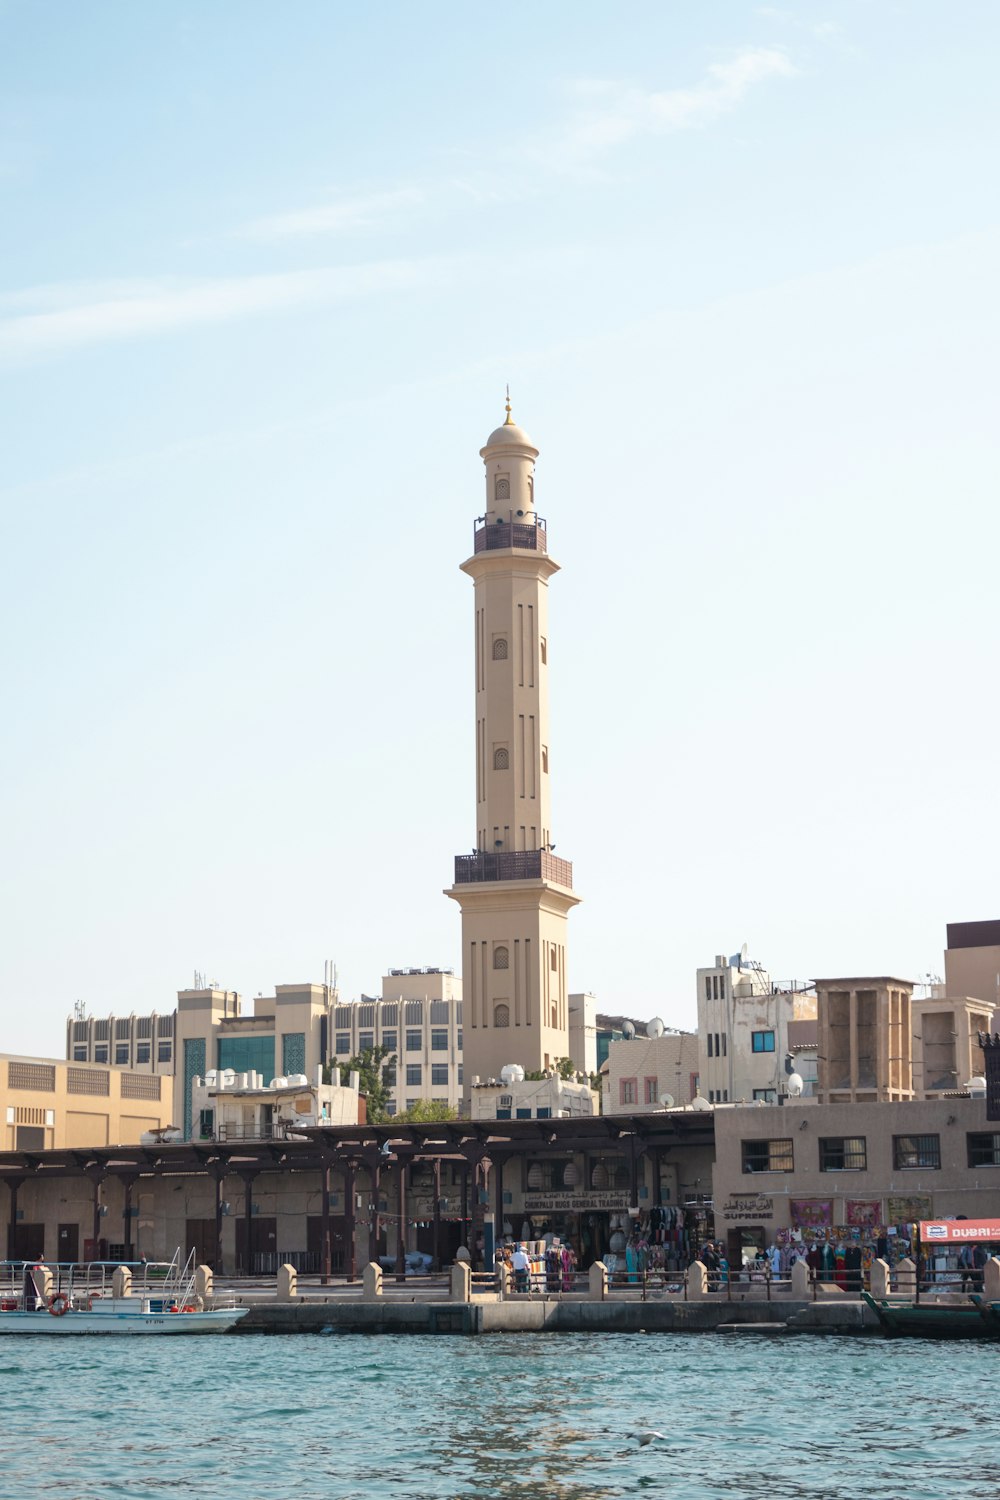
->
[511,1242,531,1294]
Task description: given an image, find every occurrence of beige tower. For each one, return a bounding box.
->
[447,400,580,1095]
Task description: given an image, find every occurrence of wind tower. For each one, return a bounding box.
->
[447,397,580,1096]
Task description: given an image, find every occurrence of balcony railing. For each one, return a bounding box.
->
[473,515,547,554]
[216,1121,305,1143]
[454,849,573,888]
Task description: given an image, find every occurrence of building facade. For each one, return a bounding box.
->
[66,1009,176,1074]
[815,975,914,1104]
[0,1053,171,1153]
[697,950,817,1104]
[602,1031,700,1115]
[944,919,1000,1011]
[330,968,463,1116]
[446,402,580,1097]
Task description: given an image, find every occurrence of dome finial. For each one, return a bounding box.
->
[504,384,514,426]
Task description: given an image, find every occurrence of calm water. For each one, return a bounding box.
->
[3,1331,996,1499]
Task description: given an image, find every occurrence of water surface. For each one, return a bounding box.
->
[5,1331,996,1498]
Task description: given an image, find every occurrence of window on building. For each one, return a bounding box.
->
[751,1031,776,1053]
[742,1138,794,1173]
[721,1034,727,1057]
[198,1109,214,1140]
[431,1064,449,1087]
[381,1030,397,1053]
[136,1042,150,1064]
[551,949,558,971]
[494,748,509,770]
[384,1062,397,1087]
[94,1045,108,1063]
[358,1031,374,1052]
[967,1133,1000,1167]
[115,1045,129,1066]
[335,1033,351,1054]
[73,1046,88,1061]
[495,1108,511,1120]
[494,1003,510,1028]
[752,1088,777,1104]
[495,477,510,502]
[644,1078,658,1105]
[492,637,508,660]
[620,1078,637,1106]
[707,1035,714,1058]
[157,1042,172,1063]
[494,946,509,970]
[457,1064,464,1085]
[217,1035,272,1077]
[516,1107,532,1119]
[385,1101,397,1117]
[536,1107,551,1119]
[893,1134,941,1170]
[819,1137,867,1171]
[431,1029,448,1051]
[406,1029,422,1051]
[406,1064,422,1087]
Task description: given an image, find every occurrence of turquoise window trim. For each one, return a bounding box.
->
[217,1035,276,1081]
[282,1032,306,1077]
[183,1038,206,1140]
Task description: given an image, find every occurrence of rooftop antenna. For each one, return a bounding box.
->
[73,999,87,1022]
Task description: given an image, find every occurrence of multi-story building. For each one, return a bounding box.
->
[568,993,598,1078]
[66,1010,176,1074]
[815,975,914,1104]
[912,989,993,1098]
[697,949,817,1104]
[1,1053,171,1155]
[944,919,1000,1011]
[330,968,463,1117]
[446,401,580,1098]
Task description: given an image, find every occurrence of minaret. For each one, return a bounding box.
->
[447,397,580,1095]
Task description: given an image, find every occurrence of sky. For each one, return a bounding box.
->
[2,1,999,1056]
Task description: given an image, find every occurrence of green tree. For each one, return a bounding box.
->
[325,1045,396,1124]
[393,1099,458,1124]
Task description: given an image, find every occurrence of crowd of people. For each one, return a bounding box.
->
[494,1239,578,1292]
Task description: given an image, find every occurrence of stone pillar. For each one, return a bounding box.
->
[111,1266,132,1299]
[277,1264,297,1302]
[869,1259,890,1299]
[790,1257,810,1299]
[344,1161,357,1280]
[983,1256,1000,1301]
[588,1261,607,1300]
[450,1261,471,1302]
[687,1260,708,1300]
[896,1256,916,1298]
[195,1265,214,1304]
[362,1261,383,1300]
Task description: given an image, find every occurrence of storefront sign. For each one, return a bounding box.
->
[790,1199,832,1229]
[920,1218,1000,1242]
[523,1193,629,1212]
[720,1193,774,1222]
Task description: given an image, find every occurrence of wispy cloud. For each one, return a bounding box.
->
[541,48,797,167]
[0,258,443,362]
[241,186,424,241]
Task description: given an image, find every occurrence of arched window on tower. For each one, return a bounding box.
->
[494,946,509,970]
[492,638,508,661]
[493,748,509,771]
[495,477,510,503]
[494,1003,510,1027]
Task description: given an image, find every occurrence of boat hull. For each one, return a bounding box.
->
[862,1291,998,1340]
[0,1307,248,1335]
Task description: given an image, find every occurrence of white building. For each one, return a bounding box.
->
[697,948,817,1104]
[568,992,598,1078]
[189,1067,360,1142]
[602,1026,700,1115]
[330,968,463,1116]
[468,1067,597,1121]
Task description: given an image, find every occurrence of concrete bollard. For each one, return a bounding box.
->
[896,1256,916,1297]
[362,1262,383,1300]
[687,1260,708,1300]
[112,1266,132,1299]
[870,1258,890,1299]
[983,1256,1000,1301]
[588,1261,607,1300]
[277,1263,297,1302]
[195,1265,214,1304]
[450,1261,472,1302]
[790,1258,810,1299]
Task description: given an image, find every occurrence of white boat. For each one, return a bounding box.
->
[0,1249,248,1335]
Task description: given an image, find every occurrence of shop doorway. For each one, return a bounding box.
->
[235,1216,278,1274]
[8,1223,45,1261]
[57,1223,79,1263]
[728,1226,766,1275]
[186,1217,218,1270]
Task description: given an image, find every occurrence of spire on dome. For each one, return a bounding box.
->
[504,385,514,426]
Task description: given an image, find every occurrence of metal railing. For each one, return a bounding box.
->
[473,517,548,555]
[454,849,573,888]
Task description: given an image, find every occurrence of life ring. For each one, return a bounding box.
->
[0,1298,16,1311]
[182,1305,197,1313]
[48,1292,70,1317]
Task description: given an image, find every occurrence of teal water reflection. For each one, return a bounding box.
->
[3,1332,996,1498]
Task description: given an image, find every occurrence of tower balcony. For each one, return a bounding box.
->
[473,514,548,555]
[453,849,573,888]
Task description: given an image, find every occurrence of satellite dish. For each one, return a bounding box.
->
[690,1093,712,1111]
[740,942,748,961]
[659,1092,674,1109]
[622,1021,636,1040]
[786,1074,804,1097]
[647,1017,664,1039]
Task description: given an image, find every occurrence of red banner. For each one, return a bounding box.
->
[920,1219,1000,1243]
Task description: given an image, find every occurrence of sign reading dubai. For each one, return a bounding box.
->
[920,1218,1000,1242]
